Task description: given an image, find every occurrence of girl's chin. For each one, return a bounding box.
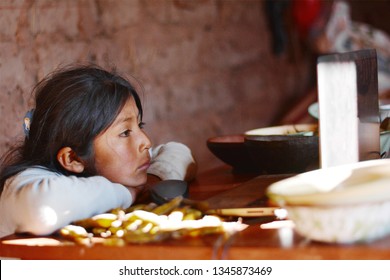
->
[126,175,148,187]
[110,171,148,187]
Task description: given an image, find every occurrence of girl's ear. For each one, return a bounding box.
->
[57,147,85,173]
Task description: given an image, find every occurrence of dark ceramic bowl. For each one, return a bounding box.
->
[244,124,319,174]
[207,134,258,172]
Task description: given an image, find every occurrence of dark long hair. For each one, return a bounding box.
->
[0,64,143,193]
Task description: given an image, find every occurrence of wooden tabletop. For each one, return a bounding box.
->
[1,165,390,260]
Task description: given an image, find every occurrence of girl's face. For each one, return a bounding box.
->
[93,97,152,187]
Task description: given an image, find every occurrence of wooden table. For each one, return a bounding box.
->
[1,165,390,260]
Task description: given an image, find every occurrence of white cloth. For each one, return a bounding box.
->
[0,167,133,238]
[148,142,197,181]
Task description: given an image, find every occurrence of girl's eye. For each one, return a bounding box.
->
[119,123,145,137]
[120,129,131,137]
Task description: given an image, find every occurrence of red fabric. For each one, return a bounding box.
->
[292,0,322,38]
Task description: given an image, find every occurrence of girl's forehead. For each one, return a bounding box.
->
[114,98,140,123]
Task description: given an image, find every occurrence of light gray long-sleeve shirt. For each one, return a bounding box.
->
[0,167,133,238]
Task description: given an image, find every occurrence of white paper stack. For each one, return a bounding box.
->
[317,49,380,168]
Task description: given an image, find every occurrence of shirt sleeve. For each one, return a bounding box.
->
[0,167,133,236]
[148,142,197,181]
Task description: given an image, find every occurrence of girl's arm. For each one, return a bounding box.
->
[0,167,133,236]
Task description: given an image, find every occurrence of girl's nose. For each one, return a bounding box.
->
[140,130,152,152]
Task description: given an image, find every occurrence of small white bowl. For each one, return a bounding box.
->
[380,104,390,123]
[267,159,390,243]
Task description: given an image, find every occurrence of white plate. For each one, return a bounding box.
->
[308,102,319,119]
[267,159,390,206]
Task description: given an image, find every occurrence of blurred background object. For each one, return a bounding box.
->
[308,0,390,100]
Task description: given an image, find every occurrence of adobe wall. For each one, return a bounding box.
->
[0,0,312,172]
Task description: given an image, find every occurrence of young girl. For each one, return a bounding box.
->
[0,65,197,238]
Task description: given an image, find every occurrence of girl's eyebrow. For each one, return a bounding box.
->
[113,113,141,126]
[113,116,133,126]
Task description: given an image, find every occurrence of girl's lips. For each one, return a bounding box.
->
[138,161,151,171]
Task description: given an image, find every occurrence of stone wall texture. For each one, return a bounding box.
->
[0,0,315,172]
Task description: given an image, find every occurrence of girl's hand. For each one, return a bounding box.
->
[147,142,197,181]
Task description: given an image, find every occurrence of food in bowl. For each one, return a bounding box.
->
[267,159,390,243]
[245,123,318,137]
[244,124,319,174]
